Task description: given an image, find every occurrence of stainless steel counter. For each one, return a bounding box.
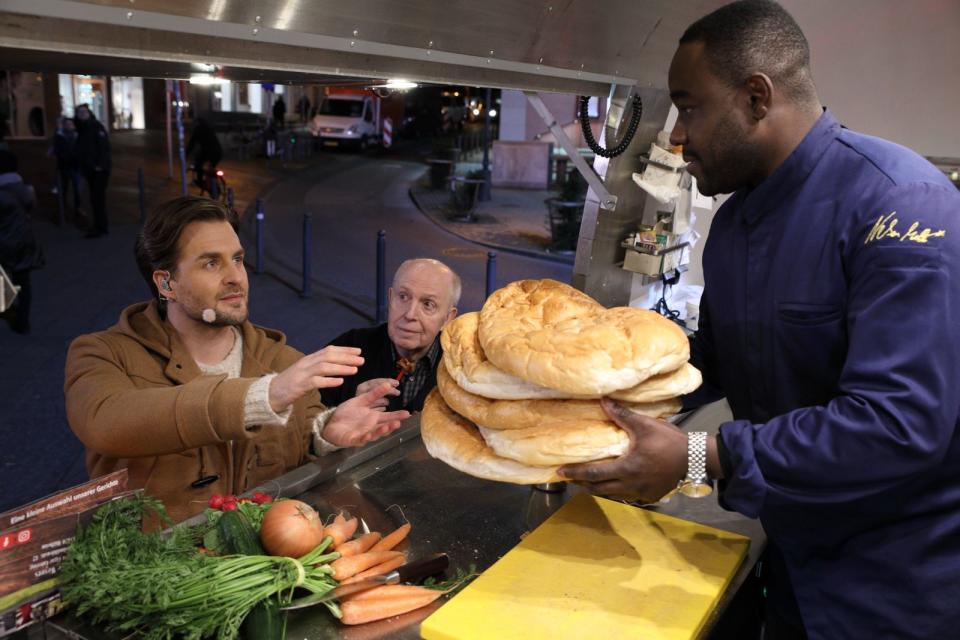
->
[45,401,764,640]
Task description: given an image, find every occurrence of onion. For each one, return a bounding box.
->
[259,499,325,557]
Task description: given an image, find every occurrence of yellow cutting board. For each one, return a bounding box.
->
[421,494,750,640]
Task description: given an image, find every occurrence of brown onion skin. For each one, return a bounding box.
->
[260,499,325,557]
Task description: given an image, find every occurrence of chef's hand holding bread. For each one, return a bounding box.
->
[422,279,702,492]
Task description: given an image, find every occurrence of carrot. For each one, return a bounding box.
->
[325,513,359,548]
[369,522,411,552]
[340,554,407,584]
[339,584,444,625]
[335,531,382,558]
[331,550,405,581]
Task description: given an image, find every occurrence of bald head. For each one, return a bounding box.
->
[388,259,461,360]
[393,259,461,308]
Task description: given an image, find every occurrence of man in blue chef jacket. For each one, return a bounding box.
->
[560,2,960,638]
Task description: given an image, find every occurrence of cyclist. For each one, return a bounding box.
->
[186,117,223,192]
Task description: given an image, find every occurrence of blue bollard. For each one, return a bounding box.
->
[485,251,498,299]
[173,82,188,196]
[209,171,219,200]
[375,230,386,325]
[301,211,313,298]
[255,199,264,275]
[138,168,146,225]
[226,187,235,211]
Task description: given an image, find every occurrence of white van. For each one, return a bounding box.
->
[309,93,380,150]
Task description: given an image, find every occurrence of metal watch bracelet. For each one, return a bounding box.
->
[680,431,713,498]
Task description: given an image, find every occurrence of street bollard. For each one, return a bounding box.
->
[209,171,219,200]
[301,211,313,298]
[375,230,386,325]
[226,187,235,211]
[138,168,146,225]
[255,199,264,275]
[485,251,498,299]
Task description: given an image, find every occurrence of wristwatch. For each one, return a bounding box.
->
[678,431,714,497]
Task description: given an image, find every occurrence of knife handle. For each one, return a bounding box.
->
[392,552,450,584]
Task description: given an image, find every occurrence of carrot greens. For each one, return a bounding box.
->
[59,495,339,639]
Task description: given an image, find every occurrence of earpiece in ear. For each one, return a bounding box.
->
[161,279,171,291]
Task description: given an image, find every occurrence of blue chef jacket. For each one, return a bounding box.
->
[691,110,960,639]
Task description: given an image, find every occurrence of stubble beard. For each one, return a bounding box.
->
[181,295,248,327]
[696,112,761,197]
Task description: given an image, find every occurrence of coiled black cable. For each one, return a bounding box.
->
[651,272,686,328]
[578,94,643,158]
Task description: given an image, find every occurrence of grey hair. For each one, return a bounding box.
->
[393,258,461,307]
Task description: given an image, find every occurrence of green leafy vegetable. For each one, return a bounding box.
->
[59,494,339,639]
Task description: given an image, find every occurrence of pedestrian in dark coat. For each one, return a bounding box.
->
[297,94,310,123]
[51,116,82,219]
[272,96,286,130]
[0,150,43,334]
[75,104,111,238]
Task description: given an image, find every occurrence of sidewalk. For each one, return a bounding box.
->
[8,127,315,229]
[408,160,575,265]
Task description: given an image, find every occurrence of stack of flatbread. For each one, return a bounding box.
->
[422,279,701,483]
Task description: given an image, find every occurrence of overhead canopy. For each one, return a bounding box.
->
[0,0,724,94]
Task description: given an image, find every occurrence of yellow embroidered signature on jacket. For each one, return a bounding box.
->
[864,212,946,245]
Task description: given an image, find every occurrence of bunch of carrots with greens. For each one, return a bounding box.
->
[59,495,338,639]
[60,494,472,637]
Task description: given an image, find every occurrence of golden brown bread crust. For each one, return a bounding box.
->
[608,363,702,403]
[420,390,563,484]
[441,312,574,399]
[437,359,681,430]
[478,280,691,395]
[477,423,628,466]
[442,312,701,401]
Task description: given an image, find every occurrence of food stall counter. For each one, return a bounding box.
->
[45,402,763,640]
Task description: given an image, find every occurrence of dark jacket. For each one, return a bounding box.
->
[186,119,223,163]
[320,323,440,412]
[52,128,79,172]
[0,173,42,273]
[693,110,960,639]
[75,117,111,174]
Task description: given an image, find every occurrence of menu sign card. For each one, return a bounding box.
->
[0,470,129,636]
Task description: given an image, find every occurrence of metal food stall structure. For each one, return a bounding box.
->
[1,1,761,638]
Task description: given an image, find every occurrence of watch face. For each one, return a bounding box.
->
[679,481,713,498]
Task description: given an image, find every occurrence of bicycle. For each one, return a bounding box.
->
[193,162,229,204]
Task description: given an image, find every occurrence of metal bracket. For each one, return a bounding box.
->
[524,91,618,211]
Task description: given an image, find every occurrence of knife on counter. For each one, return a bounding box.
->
[280,552,450,610]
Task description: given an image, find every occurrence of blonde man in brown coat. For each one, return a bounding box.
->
[64,197,408,523]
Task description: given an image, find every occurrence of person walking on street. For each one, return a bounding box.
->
[263,121,278,159]
[50,116,83,223]
[185,117,223,192]
[0,150,44,335]
[75,104,111,238]
[297,94,310,123]
[272,95,286,130]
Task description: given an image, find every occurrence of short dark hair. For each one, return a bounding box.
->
[135,197,239,304]
[680,0,817,105]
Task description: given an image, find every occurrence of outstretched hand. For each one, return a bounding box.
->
[356,378,400,410]
[559,398,688,503]
[269,346,364,413]
[323,382,411,447]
